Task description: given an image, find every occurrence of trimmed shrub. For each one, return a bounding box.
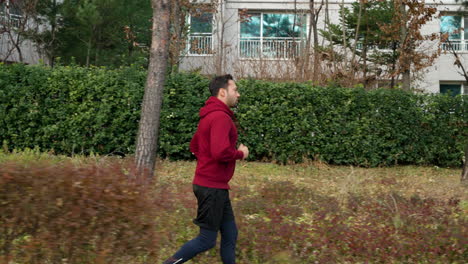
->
[158,72,210,159]
[0,63,466,166]
[0,64,146,155]
[237,79,467,166]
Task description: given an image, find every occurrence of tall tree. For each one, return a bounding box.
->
[390,0,438,90]
[55,0,151,67]
[167,0,190,70]
[300,0,324,82]
[321,0,438,90]
[135,0,171,179]
[321,0,396,88]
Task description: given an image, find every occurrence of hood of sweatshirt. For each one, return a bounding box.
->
[199,96,234,119]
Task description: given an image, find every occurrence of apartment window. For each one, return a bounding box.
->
[440,84,462,96]
[240,12,307,59]
[187,12,213,55]
[0,0,23,28]
[440,15,468,51]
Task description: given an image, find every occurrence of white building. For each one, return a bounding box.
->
[180,0,468,95]
[0,0,45,64]
[1,0,467,95]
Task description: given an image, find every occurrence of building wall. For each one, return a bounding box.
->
[2,0,467,94]
[412,0,468,93]
[0,35,43,64]
[0,0,47,65]
[180,0,339,77]
[180,0,468,94]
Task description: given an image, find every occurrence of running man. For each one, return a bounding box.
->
[163,74,249,264]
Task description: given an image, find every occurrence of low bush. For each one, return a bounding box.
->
[0,64,146,155]
[0,157,170,263]
[1,155,466,263]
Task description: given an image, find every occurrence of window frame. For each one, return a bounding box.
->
[439,83,465,96]
[0,0,23,29]
[238,11,308,60]
[440,13,468,53]
[186,12,214,57]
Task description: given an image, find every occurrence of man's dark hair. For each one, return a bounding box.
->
[209,74,233,96]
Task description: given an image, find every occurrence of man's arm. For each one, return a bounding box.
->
[238,144,249,159]
[189,132,199,156]
[210,116,244,162]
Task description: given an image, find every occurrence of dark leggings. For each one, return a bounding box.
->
[163,220,238,264]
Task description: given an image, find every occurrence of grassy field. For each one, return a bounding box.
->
[156,160,467,263]
[1,151,467,263]
[158,160,467,202]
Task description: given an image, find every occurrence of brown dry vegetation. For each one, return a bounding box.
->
[158,159,467,263]
[1,151,466,263]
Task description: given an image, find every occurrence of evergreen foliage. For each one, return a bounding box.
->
[28,0,152,67]
[0,64,466,166]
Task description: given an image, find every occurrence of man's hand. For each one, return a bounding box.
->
[238,144,249,159]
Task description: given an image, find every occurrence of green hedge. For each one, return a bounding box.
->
[0,63,466,166]
[237,80,467,166]
[0,64,145,155]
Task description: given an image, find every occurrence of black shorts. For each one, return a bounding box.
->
[192,184,235,231]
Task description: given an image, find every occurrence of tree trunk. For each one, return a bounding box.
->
[462,143,468,184]
[399,1,411,90]
[95,29,101,65]
[50,0,57,67]
[324,0,338,74]
[390,41,397,88]
[168,0,181,70]
[216,0,225,75]
[13,32,24,63]
[341,0,347,69]
[361,16,369,89]
[135,0,171,180]
[312,1,323,82]
[127,24,134,58]
[302,0,314,81]
[351,0,363,81]
[324,0,329,44]
[86,35,92,67]
[312,28,319,82]
[401,70,410,90]
[362,33,368,89]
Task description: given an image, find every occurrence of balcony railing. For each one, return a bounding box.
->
[0,13,22,28]
[187,33,213,55]
[442,40,468,52]
[240,37,304,59]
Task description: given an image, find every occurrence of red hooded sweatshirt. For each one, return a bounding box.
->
[190,96,244,189]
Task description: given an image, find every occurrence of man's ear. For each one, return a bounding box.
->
[219,88,226,98]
